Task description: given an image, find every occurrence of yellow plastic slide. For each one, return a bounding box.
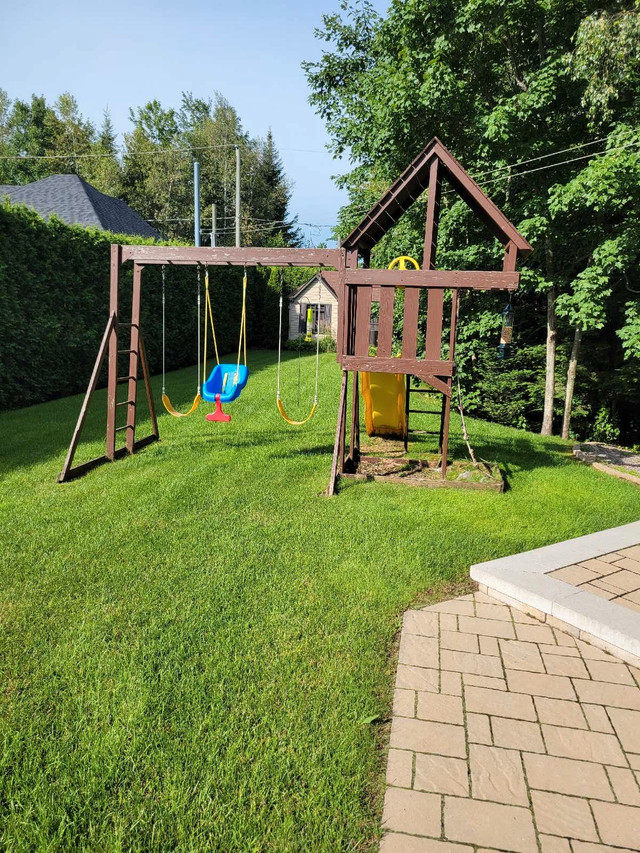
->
[360,372,406,438]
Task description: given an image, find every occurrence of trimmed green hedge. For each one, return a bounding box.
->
[0,202,281,410]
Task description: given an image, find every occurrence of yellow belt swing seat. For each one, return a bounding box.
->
[275,283,320,426]
[161,264,202,417]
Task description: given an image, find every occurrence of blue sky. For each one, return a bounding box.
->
[1,0,389,244]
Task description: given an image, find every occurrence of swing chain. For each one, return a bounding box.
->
[161,264,166,397]
[276,271,284,402]
[196,265,202,396]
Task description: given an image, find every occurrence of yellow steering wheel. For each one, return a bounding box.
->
[388,255,420,271]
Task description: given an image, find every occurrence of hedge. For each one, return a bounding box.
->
[0,201,282,410]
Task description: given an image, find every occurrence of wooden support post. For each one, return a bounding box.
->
[424,158,444,362]
[440,390,452,480]
[424,157,442,267]
[349,371,360,465]
[106,245,121,459]
[351,245,365,464]
[438,391,447,453]
[139,336,159,440]
[338,371,349,473]
[441,289,459,479]
[346,249,358,357]
[58,313,116,482]
[326,370,349,496]
[502,240,517,272]
[126,263,143,453]
[404,374,411,452]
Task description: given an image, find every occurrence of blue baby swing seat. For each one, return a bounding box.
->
[202,363,250,404]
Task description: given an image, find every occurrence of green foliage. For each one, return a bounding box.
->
[0,202,281,410]
[1,352,639,850]
[571,6,640,127]
[304,0,640,443]
[0,88,300,247]
[283,335,337,353]
[459,344,548,432]
[590,406,621,443]
[119,92,301,246]
[618,299,640,360]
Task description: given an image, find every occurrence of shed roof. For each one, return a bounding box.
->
[0,174,161,240]
[341,138,532,256]
[290,272,337,302]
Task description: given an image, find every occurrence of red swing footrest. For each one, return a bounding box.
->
[206,394,231,423]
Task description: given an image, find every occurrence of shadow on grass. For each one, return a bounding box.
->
[1,350,282,477]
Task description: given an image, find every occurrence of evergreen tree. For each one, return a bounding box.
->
[85,109,123,197]
[249,130,301,246]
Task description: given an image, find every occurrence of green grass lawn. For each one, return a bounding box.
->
[2,350,639,852]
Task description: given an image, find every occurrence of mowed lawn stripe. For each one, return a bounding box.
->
[1,350,639,851]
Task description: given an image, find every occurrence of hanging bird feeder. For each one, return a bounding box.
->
[304,304,314,342]
[497,303,514,360]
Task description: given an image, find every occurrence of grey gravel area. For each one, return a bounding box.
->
[574,442,640,474]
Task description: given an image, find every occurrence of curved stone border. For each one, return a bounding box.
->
[574,446,640,486]
[470,522,640,668]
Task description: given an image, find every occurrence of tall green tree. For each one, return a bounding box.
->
[85,109,122,197]
[0,88,300,253]
[0,95,62,183]
[304,0,640,442]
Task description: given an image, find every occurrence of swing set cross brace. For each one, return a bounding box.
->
[119,246,342,268]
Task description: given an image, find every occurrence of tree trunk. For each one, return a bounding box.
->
[561,326,582,441]
[541,285,557,435]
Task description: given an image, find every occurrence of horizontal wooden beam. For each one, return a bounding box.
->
[340,355,454,380]
[119,245,343,268]
[324,269,519,290]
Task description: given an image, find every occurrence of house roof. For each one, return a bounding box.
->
[341,137,532,256]
[290,272,337,302]
[0,174,161,240]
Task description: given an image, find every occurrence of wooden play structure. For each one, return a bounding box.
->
[59,138,531,493]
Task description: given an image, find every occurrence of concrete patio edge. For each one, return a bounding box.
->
[470,521,640,665]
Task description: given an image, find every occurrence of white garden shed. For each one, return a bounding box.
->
[288,273,338,341]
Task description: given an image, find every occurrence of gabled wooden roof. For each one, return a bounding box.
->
[290,272,337,302]
[341,138,532,256]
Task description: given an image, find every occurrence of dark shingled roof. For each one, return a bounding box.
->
[0,174,161,240]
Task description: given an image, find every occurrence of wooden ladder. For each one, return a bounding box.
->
[58,314,158,483]
[404,380,447,452]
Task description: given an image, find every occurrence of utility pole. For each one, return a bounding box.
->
[211,203,217,247]
[193,161,201,247]
[235,145,241,248]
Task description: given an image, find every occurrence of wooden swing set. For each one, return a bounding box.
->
[58,138,531,494]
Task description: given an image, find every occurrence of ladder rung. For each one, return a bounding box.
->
[116,400,135,407]
[118,349,136,354]
[117,376,136,382]
[409,388,436,393]
[114,425,133,432]
[408,409,441,415]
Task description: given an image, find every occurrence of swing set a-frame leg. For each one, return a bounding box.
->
[58,312,116,482]
[58,313,159,483]
[324,370,349,496]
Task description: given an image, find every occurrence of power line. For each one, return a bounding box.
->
[342,138,640,218]
[0,142,332,162]
[148,138,639,239]
[469,137,609,182]
[474,138,640,189]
